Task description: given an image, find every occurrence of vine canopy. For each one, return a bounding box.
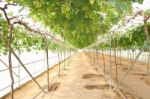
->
[7,0,143,48]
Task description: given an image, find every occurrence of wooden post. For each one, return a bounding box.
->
[45,37,50,91]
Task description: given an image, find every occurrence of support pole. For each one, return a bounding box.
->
[69,48,71,64]
[58,52,61,77]
[45,37,50,91]
[143,15,150,74]
[148,51,150,74]
[102,49,106,75]
[18,50,21,86]
[109,33,112,88]
[64,51,66,70]
[113,37,118,82]
[12,51,46,93]
[113,50,142,91]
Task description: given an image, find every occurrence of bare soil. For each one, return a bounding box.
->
[88,52,150,99]
[3,53,122,99]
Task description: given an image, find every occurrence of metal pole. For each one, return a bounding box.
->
[18,50,21,86]
[58,52,61,77]
[45,37,50,91]
[113,50,142,91]
[12,51,46,93]
[109,32,112,88]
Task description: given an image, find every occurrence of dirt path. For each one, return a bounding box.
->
[37,53,120,99]
[3,53,121,99]
[90,52,150,99]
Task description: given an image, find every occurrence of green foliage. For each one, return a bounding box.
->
[0,14,72,55]
[116,24,148,49]
[0,15,9,54]
[92,23,149,50]
[0,0,144,54]
[8,0,139,48]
